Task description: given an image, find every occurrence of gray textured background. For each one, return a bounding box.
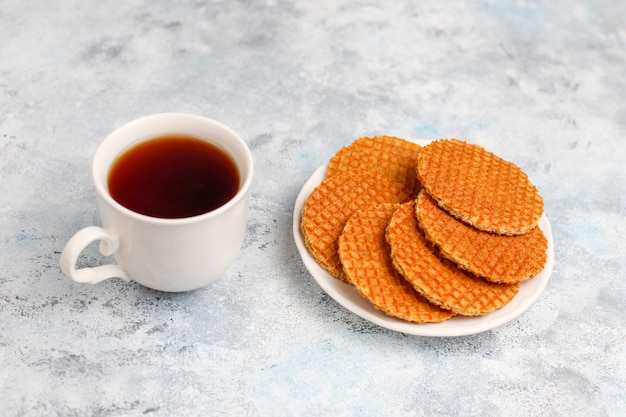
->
[1,1,625,416]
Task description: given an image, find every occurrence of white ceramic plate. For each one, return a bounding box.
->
[292,140,555,337]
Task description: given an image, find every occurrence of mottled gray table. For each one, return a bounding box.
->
[1,1,625,416]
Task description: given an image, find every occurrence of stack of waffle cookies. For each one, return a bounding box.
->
[301,136,547,324]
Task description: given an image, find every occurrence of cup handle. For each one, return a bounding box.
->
[60,226,130,284]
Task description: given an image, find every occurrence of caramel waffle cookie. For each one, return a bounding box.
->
[338,203,453,323]
[326,136,422,196]
[386,201,520,316]
[417,139,543,235]
[416,191,548,284]
[301,170,411,282]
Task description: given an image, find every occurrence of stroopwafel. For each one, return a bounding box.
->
[416,190,548,284]
[301,170,411,282]
[338,203,453,323]
[386,201,520,316]
[326,136,422,196]
[417,139,543,235]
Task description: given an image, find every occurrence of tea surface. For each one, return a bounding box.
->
[108,135,240,218]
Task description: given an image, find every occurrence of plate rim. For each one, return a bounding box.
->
[292,139,555,337]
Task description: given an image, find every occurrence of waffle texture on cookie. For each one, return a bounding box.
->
[338,203,453,323]
[417,139,543,235]
[416,191,548,284]
[301,170,411,282]
[386,201,520,316]
[326,136,422,196]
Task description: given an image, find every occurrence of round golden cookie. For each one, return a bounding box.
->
[417,139,543,235]
[326,136,422,196]
[301,170,411,282]
[416,191,548,284]
[385,201,520,316]
[338,203,453,323]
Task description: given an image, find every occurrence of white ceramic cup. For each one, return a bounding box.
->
[60,113,254,292]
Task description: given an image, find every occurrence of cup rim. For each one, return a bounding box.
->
[92,112,254,225]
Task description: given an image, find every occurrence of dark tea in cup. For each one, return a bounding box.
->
[108,134,240,219]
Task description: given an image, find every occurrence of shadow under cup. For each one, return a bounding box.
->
[65,113,254,292]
